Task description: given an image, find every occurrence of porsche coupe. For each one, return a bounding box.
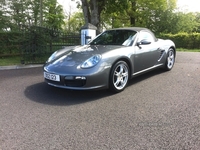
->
[44,27,176,92]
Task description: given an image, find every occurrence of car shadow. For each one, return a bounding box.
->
[128,69,166,86]
[24,82,114,106]
[24,69,166,106]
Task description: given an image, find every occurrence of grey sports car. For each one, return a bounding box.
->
[44,27,176,92]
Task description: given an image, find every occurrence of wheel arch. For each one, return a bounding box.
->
[169,46,176,58]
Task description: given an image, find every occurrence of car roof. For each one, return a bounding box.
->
[106,27,157,41]
[108,27,151,32]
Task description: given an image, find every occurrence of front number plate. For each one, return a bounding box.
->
[44,72,60,82]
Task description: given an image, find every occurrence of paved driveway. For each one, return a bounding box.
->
[0,52,200,150]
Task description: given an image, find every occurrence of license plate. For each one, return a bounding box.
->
[44,72,60,82]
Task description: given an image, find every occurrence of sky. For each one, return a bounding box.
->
[177,0,200,12]
[57,0,79,13]
[57,0,200,13]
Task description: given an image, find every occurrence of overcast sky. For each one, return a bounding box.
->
[177,0,200,12]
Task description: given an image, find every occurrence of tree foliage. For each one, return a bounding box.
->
[75,0,200,34]
[0,0,65,31]
[0,0,200,34]
[44,0,65,29]
[65,12,84,33]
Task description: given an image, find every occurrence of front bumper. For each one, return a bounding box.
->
[43,65,111,90]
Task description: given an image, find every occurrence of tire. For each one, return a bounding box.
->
[164,48,175,71]
[109,61,129,93]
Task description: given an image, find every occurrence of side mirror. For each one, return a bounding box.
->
[137,40,151,47]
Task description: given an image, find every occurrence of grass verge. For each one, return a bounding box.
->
[177,48,200,52]
[0,56,22,66]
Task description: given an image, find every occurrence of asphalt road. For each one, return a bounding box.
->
[0,52,200,150]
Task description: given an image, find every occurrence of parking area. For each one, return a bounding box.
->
[0,52,200,149]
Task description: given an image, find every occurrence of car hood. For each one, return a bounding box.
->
[44,45,124,73]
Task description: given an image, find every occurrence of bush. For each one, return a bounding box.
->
[158,32,200,49]
[0,32,23,55]
[0,26,81,64]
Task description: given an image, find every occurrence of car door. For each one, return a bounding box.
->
[134,31,160,73]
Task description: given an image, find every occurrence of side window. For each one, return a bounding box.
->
[138,31,155,43]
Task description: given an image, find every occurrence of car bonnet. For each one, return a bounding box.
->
[44,45,124,73]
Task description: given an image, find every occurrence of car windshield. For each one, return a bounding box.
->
[90,30,137,46]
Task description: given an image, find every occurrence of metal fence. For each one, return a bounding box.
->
[0,26,81,64]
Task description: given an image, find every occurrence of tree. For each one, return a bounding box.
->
[173,12,199,33]
[194,12,200,32]
[80,0,106,31]
[80,0,178,32]
[142,0,177,33]
[125,0,177,28]
[100,0,129,29]
[0,0,65,31]
[43,0,65,30]
[65,12,84,33]
[29,0,40,26]
[0,0,10,31]
[7,0,31,30]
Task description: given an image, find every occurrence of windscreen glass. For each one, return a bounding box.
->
[90,30,137,46]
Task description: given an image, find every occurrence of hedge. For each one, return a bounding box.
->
[0,26,81,57]
[158,32,200,49]
[1,31,200,56]
[0,32,23,55]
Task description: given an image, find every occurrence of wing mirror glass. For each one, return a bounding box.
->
[137,39,151,47]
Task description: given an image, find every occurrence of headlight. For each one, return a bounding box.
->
[81,54,101,69]
[47,51,57,63]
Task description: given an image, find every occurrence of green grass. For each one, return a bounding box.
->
[177,48,200,52]
[0,56,22,66]
[0,53,52,66]
[0,49,200,66]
